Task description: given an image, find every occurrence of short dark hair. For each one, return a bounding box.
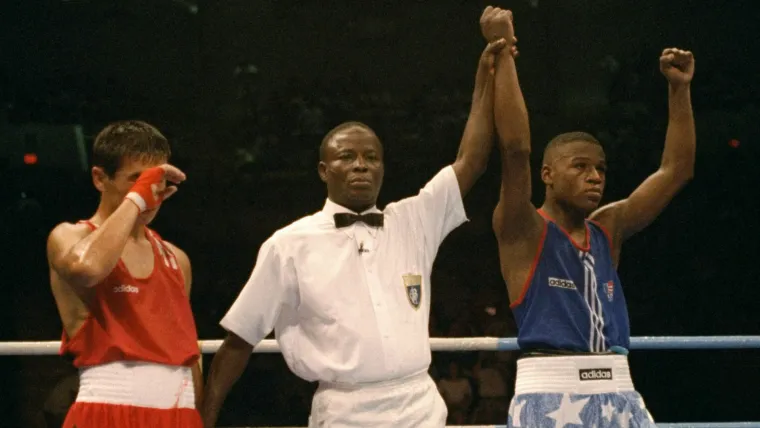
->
[542,131,602,165]
[92,120,171,177]
[319,121,375,161]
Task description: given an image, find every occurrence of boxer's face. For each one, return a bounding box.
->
[93,155,167,224]
[319,127,384,213]
[541,141,606,214]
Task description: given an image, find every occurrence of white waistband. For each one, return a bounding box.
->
[76,361,195,409]
[515,355,634,395]
[318,369,429,392]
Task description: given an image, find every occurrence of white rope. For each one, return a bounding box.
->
[0,337,499,356]
[205,337,502,354]
[2,338,756,428]
[1,336,759,356]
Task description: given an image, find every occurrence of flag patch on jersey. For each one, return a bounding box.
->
[402,274,422,310]
[606,280,614,301]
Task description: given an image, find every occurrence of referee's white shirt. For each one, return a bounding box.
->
[220,165,467,384]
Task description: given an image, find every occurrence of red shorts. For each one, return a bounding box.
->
[63,402,202,428]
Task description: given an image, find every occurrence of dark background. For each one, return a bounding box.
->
[1,0,759,426]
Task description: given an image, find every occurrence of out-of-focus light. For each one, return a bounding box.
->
[23,153,38,165]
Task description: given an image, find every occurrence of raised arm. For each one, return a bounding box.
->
[47,202,141,290]
[591,48,695,250]
[450,8,514,198]
[46,164,185,290]
[489,8,543,243]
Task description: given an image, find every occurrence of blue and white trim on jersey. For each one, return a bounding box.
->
[580,250,606,352]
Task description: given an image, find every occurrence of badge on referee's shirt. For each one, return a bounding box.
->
[403,274,422,310]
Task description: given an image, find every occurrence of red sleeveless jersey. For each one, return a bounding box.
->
[60,221,200,368]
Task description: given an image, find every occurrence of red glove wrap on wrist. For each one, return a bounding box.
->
[124,167,165,212]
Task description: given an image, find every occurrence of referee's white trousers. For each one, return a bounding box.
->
[307,370,447,428]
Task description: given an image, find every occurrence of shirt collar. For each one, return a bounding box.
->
[321,198,382,218]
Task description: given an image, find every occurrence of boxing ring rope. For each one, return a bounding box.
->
[2,336,758,427]
[2,335,760,355]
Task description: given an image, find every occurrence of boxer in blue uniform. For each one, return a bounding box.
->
[487,9,696,427]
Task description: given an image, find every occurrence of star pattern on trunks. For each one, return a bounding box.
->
[616,407,632,428]
[545,393,590,427]
[511,398,526,427]
[601,400,616,423]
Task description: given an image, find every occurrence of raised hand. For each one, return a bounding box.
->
[480,6,517,52]
[478,38,509,76]
[126,164,186,212]
[659,48,695,86]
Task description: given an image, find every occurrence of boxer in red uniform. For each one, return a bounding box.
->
[46,120,203,427]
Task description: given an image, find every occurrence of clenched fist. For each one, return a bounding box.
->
[660,48,695,86]
[480,6,518,57]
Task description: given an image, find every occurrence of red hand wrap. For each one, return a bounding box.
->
[124,166,165,212]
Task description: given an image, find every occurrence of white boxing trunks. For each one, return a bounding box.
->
[508,354,656,428]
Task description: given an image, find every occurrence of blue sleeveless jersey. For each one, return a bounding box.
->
[511,213,630,352]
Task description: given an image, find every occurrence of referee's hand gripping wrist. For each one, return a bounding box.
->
[124,164,186,212]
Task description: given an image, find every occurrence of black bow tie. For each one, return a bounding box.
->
[334,212,384,228]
